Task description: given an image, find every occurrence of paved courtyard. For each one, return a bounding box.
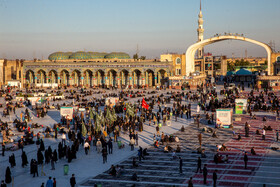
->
[81,114,280,187]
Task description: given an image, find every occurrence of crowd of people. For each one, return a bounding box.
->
[0,80,279,186]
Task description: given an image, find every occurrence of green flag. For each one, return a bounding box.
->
[81,121,87,137]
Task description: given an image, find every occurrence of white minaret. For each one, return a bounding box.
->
[197,0,204,58]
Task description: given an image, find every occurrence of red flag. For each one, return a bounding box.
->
[142,98,149,110]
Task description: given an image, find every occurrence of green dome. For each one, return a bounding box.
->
[105,52,130,59]
[69,51,91,60]
[88,52,107,59]
[48,52,70,60]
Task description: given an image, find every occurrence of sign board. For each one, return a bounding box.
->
[216,109,233,127]
[105,97,119,107]
[28,97,45,106]
[235,99,247,114]
[235,103,243,114]
[60,107,73,119]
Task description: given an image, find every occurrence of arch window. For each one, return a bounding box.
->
[176,57,181,65]
[277,56,280,62]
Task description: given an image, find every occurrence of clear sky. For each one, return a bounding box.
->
[0,0,279,60]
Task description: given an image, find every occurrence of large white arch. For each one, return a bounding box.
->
[185,35,272,76]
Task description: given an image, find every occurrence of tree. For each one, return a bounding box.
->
[235,59,250,67]
[140,56,146,60]
[227,61,235,71]
[133,54,138,60]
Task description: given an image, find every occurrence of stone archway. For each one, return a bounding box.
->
[83,69,93,87]
[186,35,272,75]
[60,69,70,86]
[132,69,142,88]
[95,70,105,88]
[120,69,129,88]
[145,69,155,87]
[48,70,58,84]
[25,70,35,86]
[156,69,167,86]
[37,69,46,84]
[107,69,117,87]
[71,70,81,86]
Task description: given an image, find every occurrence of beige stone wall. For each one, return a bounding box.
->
[160,54,173,62]
[1,60,23,86]
[171,54,186,76]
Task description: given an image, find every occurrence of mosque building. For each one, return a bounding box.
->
[20,51,171,88]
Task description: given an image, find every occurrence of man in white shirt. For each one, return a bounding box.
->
[84,142,90,155]
[262,129,266,140]
[62,133,66,146]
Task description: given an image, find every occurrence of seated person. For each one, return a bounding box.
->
[109,165,117,177]
[201,149,206,158]
[216,144,222,152]
[143,148,149,156]
[132,158,138,167]
[237,134,242,141]
[212,131,218,138]
[256,129,261,135]
[251,147,256,155]
[214,153,219,164]
[115,165,123,177]
[176,145,181,153]
[163,146,169,153]
[181,125,185,132]
[217,154,223,163]
[175,136,179,142]
[223,155,229,163]
[154,140,159,148]
[172,151,177,160]
[221,144,229,151]
[267,126,273,131]
[167,145,173,152]
[132,173,138,181]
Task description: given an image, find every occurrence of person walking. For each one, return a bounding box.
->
[70,174,76,187]
[62,133,66,146]
[5,167,12,184]
[46,176,53,187]
[276,130,279,142]
[196,157,202,173]
[135,132,139,146]
[244,152,248,169]
[130,138,135,151]
[21,151,28,168]
[213,169,218,187]
[108,138,113,154]
[198,133,202,148]
[1,180,7,187]
[188,177,193,187]
[53,178,56,187]
[179,157,183,174]
[203,164,208,185]
[51,153,55,170]
[262,128,266,140]
[196,115,200,128]
[33,160,39,177]
[84,141,90,155]
[102,147,108,164]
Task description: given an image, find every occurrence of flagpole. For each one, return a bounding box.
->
[141,99,143,131]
